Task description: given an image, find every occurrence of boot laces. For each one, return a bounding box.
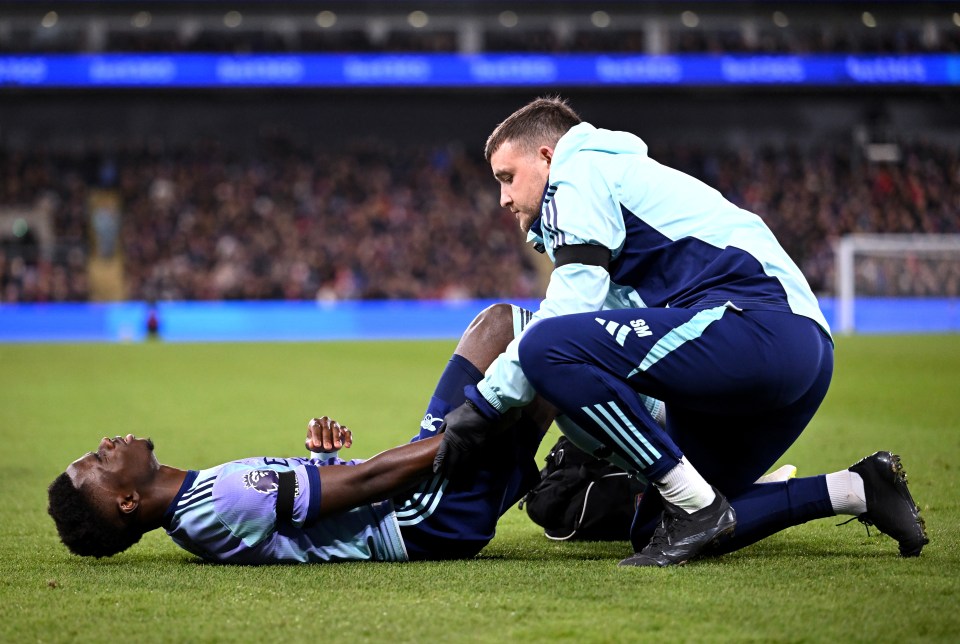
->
[836,515,872,537]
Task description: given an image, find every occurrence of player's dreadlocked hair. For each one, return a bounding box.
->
[47,472,143,558]
[484,96,582,162]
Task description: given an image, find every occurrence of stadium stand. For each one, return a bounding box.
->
[2,2,959,303]
[1,3,958,54]
[3,138,958,303]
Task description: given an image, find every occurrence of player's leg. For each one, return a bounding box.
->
[412,303,536,441]
[398,303,556,559]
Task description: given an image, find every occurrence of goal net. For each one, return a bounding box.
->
[834,234,960,334]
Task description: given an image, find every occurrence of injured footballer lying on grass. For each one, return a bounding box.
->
[48,304,928,565]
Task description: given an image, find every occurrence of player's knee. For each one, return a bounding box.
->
[477,302,514,332]
[455,303,515,363]
[465,303,513,342]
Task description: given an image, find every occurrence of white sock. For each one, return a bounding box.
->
[654,457,716,514]
[825,470,867,515]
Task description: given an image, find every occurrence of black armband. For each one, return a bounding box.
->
[276,470,296,524]
[554,244,611,270]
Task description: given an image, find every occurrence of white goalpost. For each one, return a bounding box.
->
[834,233,960,334]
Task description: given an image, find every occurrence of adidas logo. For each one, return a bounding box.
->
[596,317,653,346]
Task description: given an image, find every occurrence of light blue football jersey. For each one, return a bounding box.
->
[478,122,831,413]
[163,456,407,564]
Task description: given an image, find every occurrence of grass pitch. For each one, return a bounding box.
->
[1,335,958,642]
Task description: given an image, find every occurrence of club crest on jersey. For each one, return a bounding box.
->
[420,414,444,433]
[243,469,300,496]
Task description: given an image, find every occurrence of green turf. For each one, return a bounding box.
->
[1,335,958,642]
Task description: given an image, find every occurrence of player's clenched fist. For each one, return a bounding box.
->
[305,416,353,453]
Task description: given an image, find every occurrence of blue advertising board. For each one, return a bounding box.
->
[1,298,957,342]
[2,53,958,88]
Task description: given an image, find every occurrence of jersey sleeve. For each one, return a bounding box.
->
[540,154,626,256]
[478,155,627,412]
[212,460,323,547]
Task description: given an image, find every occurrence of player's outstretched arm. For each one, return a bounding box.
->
[314,436,441,517]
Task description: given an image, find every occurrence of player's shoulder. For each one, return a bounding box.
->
[211,457,305,493]
[227,456,310,469]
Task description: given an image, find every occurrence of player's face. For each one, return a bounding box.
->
[67,435,158,521]
[490,140,552,234]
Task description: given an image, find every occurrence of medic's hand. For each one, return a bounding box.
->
[305,416,353,454]
[432,391,520,475]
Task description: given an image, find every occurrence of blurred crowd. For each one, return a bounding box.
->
[1,140,540,303]
[489,24,960,55]
[2,138,959,303]
[4,20,959,55]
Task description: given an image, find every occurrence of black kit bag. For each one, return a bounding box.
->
[521,436,646,541]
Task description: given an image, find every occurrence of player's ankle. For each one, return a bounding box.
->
[654,457,716,514]
[825,469,867,515]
